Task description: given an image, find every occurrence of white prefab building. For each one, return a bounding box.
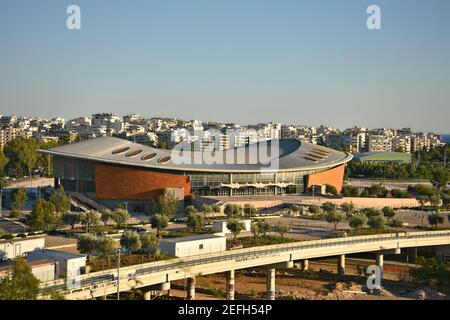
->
[0,236,45,261]
[160,234,226,258]
[26,249,86,279]
[212,219,252,234]
[28,260,56,282]
[0,260,56,282]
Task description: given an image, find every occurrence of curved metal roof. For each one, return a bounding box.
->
[38,136,353,173]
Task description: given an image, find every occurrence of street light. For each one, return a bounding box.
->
[117,248,121,300]
[123,201,128,230]
[0,179,3,218]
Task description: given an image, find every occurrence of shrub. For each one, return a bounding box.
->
[391,189,410,198]
[389,218,404,228]
[368,215,385,229]
[325,184,338,196]
[349,214,368,229]
[342,186,359,197]
[1,234,14,240]
[17,233,27,238]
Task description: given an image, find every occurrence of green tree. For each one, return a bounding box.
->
[147,200,160,217]
[340,203,356,218]
[0,258,40,300]
[361,208,382,218]
[368,215,385,230]
[342,185,359,197]
[428,213,444,229]
[212,204,221,213]
[62,212,80,230]
[112,208,129,228]
[80,210,100,233]
[411,256,450,288]
[243,204,257,218]
[28,199,57,231]
[77,234,97,261]
[250,223,260,239]
[321,202,338,214]
[389,217,404,228]
[11,187,27,213]
[201,204,213,214]
[382,206,396,219]
[349,214,368,230]
[226,219,245,241]
[325,184,338,196]
[100,209,113,226]
[120,231,142,254]
[49,186,71,214]
[430,168,449,191]
[158,190,179,218]
[0,150,9,175]
[224,204,243,218]
[257,219,271,237]
[140,233,160,256]
[96,237,116,266]
[3,138,39,177]
[274,223,289,238]
[151,214,168,237]
[187,213,205,233]
[308,205,321,215]
[324,210,345,230]
[185,205,198,215]
[429,192,442,211]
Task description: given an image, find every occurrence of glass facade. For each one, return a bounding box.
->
[54,156,96,192]
[53,156,330,197]
[187,168,324,197]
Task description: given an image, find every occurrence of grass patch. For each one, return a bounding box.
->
[228,235,297,248]
[88,252,174,272]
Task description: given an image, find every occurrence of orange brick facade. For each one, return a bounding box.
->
[95,163,190,200]
[306,164,346,193]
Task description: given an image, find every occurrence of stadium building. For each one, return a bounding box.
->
[39,137,352,209]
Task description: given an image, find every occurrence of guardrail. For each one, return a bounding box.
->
[41,230,450,294]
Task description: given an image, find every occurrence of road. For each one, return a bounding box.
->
[40,230,450,299]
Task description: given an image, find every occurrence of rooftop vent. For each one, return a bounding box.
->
[141,153,157,161]
[312,148,330,155]
[305,153,324,160]
[301,155,319,162]
[158,156,171,164]
[125,150,143,158]
[112,147,130,155]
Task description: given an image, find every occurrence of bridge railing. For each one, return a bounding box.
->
[41,230,450,293]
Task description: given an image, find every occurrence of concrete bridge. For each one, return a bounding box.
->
[40,230,450,300]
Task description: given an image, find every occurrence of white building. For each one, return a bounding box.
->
[26,249,87,279]
[0,260,56,283]
[212,219,252,234]
[160,234,226,258]
[0,236,45,261]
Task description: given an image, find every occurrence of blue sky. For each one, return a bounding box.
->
[0,0,449,133]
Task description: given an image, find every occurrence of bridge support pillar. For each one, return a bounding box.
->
[301,259,309,272]
[266,268,276,300]
[338,255,345,276]
[376,252,384,279]
[226,270,235,300]
[187,277,196,300]
[143,291,151,300]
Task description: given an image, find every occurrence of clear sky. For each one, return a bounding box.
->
[0,0,449,133]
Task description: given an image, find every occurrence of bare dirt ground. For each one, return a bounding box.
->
[168,268,449,301]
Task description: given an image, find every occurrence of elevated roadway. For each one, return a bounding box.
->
[40,230,450,300]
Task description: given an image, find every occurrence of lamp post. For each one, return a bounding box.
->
[0,179,3,218]
[117,248,121,300]
[123,201,128,230]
